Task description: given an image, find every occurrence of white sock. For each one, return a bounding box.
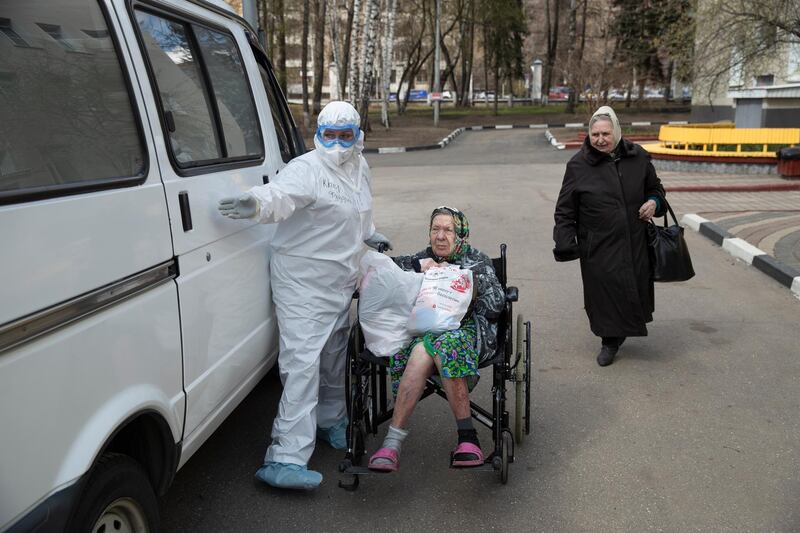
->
[372,425,408,465]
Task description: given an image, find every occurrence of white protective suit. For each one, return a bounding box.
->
[248,102,375,466]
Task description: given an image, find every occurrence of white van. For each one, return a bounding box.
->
[0,0,304,530]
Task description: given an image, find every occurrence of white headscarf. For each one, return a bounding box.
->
[589,105,622,150]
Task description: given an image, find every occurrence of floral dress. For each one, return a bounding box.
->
[389,247,505,396]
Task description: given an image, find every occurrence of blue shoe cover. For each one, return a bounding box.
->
[317,418,348,450]
[255,462,322,490]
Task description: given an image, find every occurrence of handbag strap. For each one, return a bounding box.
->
[658,197,680,228]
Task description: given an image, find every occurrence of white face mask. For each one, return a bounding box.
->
[315,136,355,167]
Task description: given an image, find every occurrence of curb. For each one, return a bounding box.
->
[682,214,800,299]
[363,126,467,154]
[665,183,800,193]
[363,120,687,154]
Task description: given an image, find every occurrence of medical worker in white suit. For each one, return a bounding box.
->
[218,101,391,490]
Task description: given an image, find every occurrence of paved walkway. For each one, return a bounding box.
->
[661,171,800,272]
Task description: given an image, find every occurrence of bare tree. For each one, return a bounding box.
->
[357,0,381,130]
[565,0,578,113]
[275,0,287,92]
[301,0,310,126]
[380,0,399,127]
[543,0,562,98]
[347,0,363,104]
[312,0,326,114]
[456,0,476,106]
[327,0,342,99]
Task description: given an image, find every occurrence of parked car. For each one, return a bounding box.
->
[473,90,496,100]
[608,88,629,101]
[548,86,569,101]
[0,0,304,531]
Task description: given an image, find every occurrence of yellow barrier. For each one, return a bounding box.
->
[641,124,800,158]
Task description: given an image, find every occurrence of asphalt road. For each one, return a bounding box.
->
[160,130,800,532]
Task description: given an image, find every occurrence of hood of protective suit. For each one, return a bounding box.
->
[589,105,622,150]
[314,101,365,187]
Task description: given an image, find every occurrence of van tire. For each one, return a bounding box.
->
[70,452,159,533]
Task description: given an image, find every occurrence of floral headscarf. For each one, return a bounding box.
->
[429,206,471,263]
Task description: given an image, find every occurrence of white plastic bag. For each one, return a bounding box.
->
[407,266,473,335]
[358,251,423,358]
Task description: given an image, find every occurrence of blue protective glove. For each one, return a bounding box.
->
[218,193,258,219]
[364,231,393,251]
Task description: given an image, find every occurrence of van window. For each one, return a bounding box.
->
[135,9,263,169]
[257,64,293,163]
[195,26,261,158]
[0,0,146,201]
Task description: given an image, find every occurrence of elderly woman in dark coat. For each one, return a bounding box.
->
[367,206,505,471]
[553,106,666,367]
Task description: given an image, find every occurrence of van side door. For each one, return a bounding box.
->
[117,0,283,458]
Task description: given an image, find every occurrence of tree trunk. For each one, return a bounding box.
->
[492,62,499,115]
[358,0,380,131]
[544,0,561,100]
[341,0,356,99]
[275,0,287,93]
[381,0,398,128]
[458,0,475,106]
[565,0,577,114]
[312,0,326,115]
[578,0,587,62]
[327,0,342,100]
[347,0,363,105]
[301,0,310,127]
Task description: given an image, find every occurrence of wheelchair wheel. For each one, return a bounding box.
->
[344,325,368,464]
[513,314,526,445]
[500,430,513,484]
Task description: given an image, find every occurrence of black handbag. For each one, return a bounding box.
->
[647,199,695,282]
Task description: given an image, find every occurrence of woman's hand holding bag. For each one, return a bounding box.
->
[646,199,695,282]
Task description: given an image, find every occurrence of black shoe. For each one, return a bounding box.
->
[618,337,626,348]
[596,345,618,367]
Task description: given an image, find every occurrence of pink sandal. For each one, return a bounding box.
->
[368,447,400,472]
[451,442,484,467]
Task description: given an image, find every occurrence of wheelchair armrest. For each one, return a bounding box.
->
[505,286,518,302]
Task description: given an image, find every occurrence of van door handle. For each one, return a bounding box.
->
[263,175,270,184]
[178,191,192,232]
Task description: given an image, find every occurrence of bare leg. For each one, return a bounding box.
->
[430,355,471,420]
[390,343,435,429]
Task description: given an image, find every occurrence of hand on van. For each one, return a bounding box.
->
[218,193,258,219]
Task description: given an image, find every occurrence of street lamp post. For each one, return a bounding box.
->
[433,0,441,126]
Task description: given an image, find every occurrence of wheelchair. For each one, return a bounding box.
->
[338,243,531,490]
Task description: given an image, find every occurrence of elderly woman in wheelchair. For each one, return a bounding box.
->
[367,206,505,472]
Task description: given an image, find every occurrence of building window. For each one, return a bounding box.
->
[788,40,800,81]
[36,23,76,51]
[82,29,109,38]
[729,48,744,87]
[0,17,30,47]
[755,74,774,86]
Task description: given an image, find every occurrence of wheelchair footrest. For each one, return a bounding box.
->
[342,465,392,476]
[449,462,496,471]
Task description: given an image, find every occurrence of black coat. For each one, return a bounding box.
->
[553,137,666,337]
